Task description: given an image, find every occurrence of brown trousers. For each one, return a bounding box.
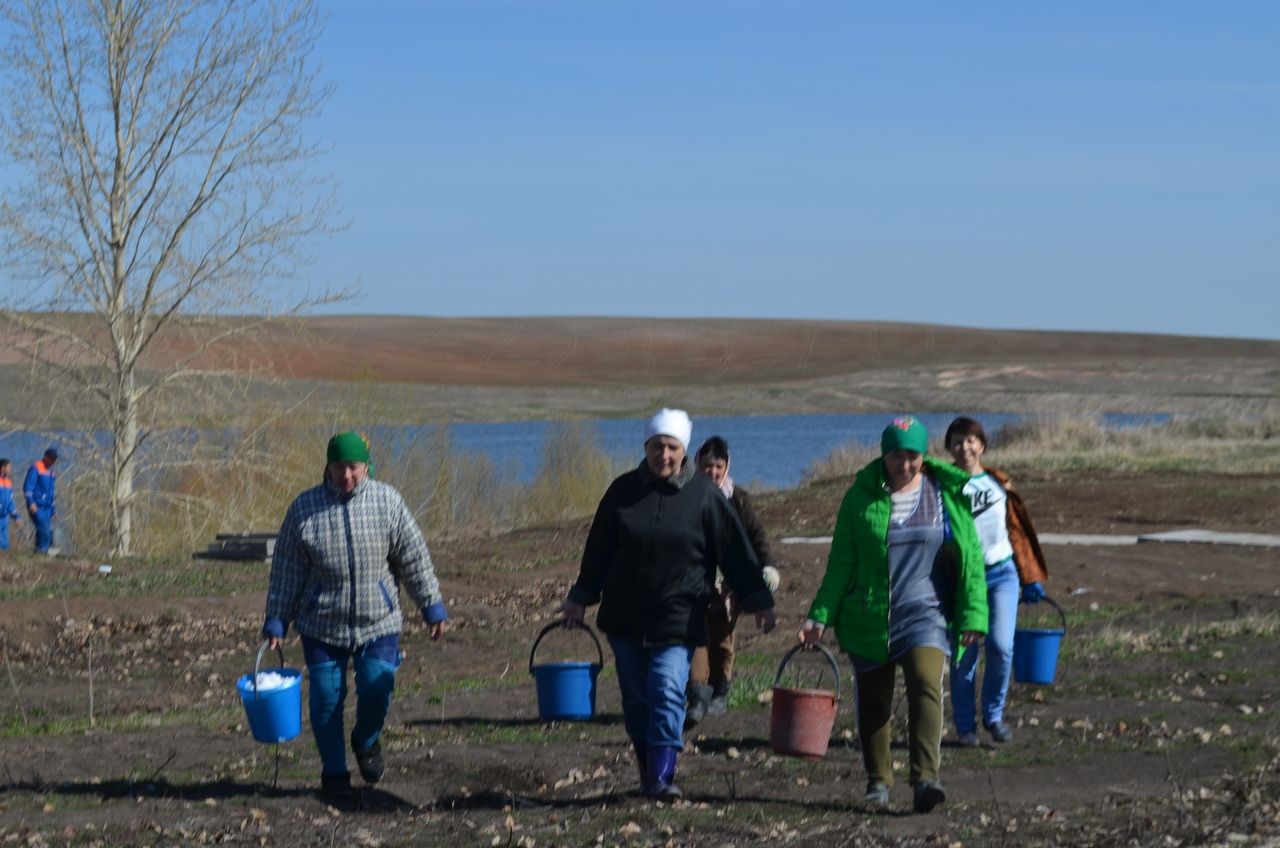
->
[688,597,739,690]
[853,646,946,787]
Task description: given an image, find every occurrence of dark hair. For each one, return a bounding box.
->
[0,458,8,467]
[695,436,730,462]
[944,416,987,448]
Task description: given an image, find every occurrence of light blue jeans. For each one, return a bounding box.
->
[307,648,401,776]
[951,558,1019,734]
[607,637,693,750]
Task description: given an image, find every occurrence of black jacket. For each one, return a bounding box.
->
[568,459,774,645]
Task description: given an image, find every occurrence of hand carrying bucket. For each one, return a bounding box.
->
[236,641,302,743]
[528,621,604,721]
[770,642,841,760]
[1013,596,1067,685]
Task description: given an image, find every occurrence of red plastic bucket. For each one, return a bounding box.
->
[770,642,841,760]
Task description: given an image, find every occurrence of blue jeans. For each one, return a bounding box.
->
[30,508,53,553]
[607,637,692,750]
[305,637,402,776]
[951,558,1019,734]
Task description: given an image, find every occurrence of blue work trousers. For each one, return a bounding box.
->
[951,558,1019,734]
[30,508,53,553]
[607,636,692,751]
[306,640,401,777]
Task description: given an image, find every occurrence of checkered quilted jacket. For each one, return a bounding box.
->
[265,476,443,647]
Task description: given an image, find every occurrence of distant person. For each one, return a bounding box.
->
[684,436,781,728]
[23,446,58,554]
[799,416,987,813]
[945,416,1049,747]
[561,408,776,800]
[0,460,20,550]
[262,432,449,803]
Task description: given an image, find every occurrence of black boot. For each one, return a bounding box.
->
[320,771,353,802]
[632,741,649,794]
[645,747,682,800]
[684,683,713,731]
[352,737,384,785]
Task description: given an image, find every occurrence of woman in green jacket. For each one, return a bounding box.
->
[799,417,987,814]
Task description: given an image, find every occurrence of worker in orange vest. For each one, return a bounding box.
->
[0,459,20,550]
[23,446,58,554]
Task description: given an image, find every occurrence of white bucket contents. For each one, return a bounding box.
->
[252,671,298,691]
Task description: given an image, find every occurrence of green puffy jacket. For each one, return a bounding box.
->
[807,456,988,663]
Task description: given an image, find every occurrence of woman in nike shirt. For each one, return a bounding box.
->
[944,416,1049,747]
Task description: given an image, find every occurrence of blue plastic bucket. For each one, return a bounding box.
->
[1012,597,1067,685]
[237,643,303,743]
[529,622,604,721]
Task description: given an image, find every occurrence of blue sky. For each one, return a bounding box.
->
[306,1,1280,339]
[16,1,1280,340]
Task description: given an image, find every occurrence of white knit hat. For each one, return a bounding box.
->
[644,408,693,451]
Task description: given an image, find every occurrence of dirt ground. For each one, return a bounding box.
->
[1,468,1278,847]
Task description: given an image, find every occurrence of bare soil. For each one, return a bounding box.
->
[5,317,1278,432]
[0,468,1277,846]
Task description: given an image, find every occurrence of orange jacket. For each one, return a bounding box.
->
[986,467,1048,585]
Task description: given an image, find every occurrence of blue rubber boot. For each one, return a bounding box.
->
[645,747,682,800]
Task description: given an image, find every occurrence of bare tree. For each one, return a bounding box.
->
[0,0,339,555]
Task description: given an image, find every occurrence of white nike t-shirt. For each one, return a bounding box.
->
[963,472,1014,566]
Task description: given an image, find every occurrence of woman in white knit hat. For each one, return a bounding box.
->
[562,408,777,800]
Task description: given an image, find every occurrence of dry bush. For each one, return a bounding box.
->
[991,412,1114,451]
[801,442,880,483]
[62,413,625,559]
[522,422,621,526]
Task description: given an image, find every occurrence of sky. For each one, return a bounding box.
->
[10,1,1280,340]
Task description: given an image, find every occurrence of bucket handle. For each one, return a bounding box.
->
[1021,595,1067,634]
[250,640,287,701]
[528,621,604,675]
[773,641,841,702]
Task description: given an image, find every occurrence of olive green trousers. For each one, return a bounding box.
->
[853,646,947,787]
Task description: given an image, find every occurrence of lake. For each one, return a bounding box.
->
[3,411,1167,491]
[448,411,1167,489]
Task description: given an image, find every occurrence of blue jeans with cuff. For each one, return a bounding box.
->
[951,558,1019,734]
[304,634,401,776]
[607,636,692,751]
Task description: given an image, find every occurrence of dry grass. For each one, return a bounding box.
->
[803,411,1280,482]
[1087,611,1280,657]
[61,413,625,560]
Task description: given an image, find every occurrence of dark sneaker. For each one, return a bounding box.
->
[353,739,385,784]
[707,681,731,716]
[320,771,353,802]
[912,780,946,814]
[863,782,890,807]
[955,731,980,748]
[684,684,712,731]
[985,721,1013,744]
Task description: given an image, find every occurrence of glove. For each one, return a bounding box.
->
[1021,582,1045,604]
[762,566,780,593]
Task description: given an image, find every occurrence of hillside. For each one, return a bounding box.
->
[2,315,1276,425]
[243,316,1280,386]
